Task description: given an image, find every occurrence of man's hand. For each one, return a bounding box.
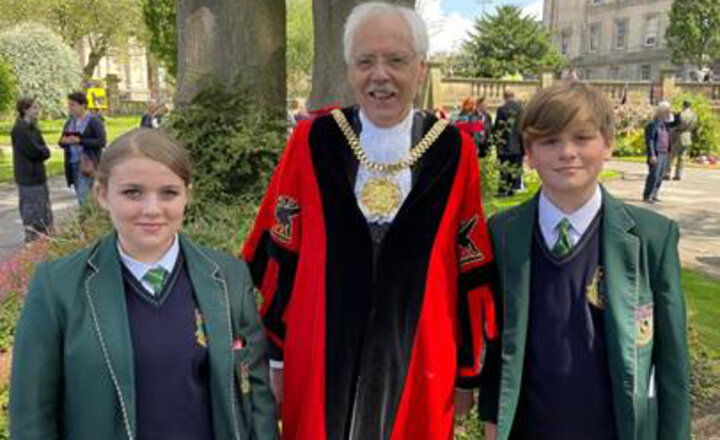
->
[454,388,475,418]
[484,422,498,440]
[269,367,283,417]
[649,155,658,165]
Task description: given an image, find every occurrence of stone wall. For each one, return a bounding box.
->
[425,64,720,113]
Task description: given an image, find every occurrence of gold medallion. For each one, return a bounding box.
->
[361,177,401,217]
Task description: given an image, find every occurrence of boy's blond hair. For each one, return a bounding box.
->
[519,81,615,149]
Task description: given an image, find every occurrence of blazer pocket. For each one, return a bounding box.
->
[233,345,254,432]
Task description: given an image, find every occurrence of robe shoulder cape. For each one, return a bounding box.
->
[242,108,497,440]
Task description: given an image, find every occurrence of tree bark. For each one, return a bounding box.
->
[176,0,286,110]
[308,0,415,111]
[146,48,160,100]
[83,48,106,80]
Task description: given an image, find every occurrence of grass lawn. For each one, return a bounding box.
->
[0,115,140,147]
[0,148,64,185]
[683,268,720,356]
[0,115,140,185]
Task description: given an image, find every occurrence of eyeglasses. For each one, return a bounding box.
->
[351,52,419,71]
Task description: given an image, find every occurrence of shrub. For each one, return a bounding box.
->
[0,58,15,116]
[170,78,286,205]
[671,92,720,157]
[0,23,82,118]
[613,128,646,157]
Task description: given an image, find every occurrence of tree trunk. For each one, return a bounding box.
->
[308,0,415,111]
[146,48,160,100]
[176,0,286,110]
[83,49,105,81]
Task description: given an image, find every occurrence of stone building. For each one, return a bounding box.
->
[543,0,681,81]
[77,38,171,103]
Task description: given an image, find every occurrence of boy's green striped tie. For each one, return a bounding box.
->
[552,218,573,257]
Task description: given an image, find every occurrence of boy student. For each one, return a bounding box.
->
[479,82,690,440]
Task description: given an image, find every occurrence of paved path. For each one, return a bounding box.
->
[1,160,718,279]
[604,160,720,278]
[0,176,77,262]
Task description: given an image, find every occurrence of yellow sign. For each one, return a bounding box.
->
[87,88,107,109]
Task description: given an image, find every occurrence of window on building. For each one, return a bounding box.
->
[591,0,602,5]
[610,66,620,79]
[640,64,651,81]
[561,32,570,55]
[645,16,659,47]
[615,19,628,50]
[589,24,600,53]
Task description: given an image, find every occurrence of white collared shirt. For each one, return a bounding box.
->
[538,186,603,250]
[354,109,414,223]
[117,235,180,295]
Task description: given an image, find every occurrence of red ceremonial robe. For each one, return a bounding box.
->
[242,108,497,440]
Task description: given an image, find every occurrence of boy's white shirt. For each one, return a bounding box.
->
[538,185,603,249]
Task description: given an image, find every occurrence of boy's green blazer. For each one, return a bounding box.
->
[479,187,690,440]
[10,233,279,440]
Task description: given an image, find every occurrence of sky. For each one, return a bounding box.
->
[420,0,545,54]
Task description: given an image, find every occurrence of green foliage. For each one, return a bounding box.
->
[454,412,484,439]
[671,92,720,157]
[665,0,720,69]
[0,0,144,79]
[0,59,15,116]
[287,0,314,97]
[0,23,82,117]
[170,79,286,204]
[0,294,21,353]
[613,128,646,157]
[455,6,565,79]
[141,0,177,78]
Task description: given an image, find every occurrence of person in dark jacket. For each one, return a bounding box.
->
[11,97,53,242]
[475,96,493,158]
[642,101,677,203]
[58,91,107,205]
[494,90,524,196]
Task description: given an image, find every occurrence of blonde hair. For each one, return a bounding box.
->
[460,97,476,113]
[520,82,615,148]
[95,128,192,189]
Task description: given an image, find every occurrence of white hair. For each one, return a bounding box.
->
[343,2,429,64]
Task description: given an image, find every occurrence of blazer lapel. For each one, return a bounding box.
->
[180,236,238,439]
[497,196,536,438]
[600,187,639,440]
[85,234,136,438]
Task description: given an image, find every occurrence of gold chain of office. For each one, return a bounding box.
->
[330,109,448,175]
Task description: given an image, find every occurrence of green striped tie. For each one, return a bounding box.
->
[552,218,573,257]
[143,267,168,294]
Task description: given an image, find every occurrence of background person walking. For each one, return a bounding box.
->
[669,100,696,180]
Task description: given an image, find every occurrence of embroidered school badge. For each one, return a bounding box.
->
[458,215,484,267]
[586,267,605,310]
[271,195,300,245]
[636,303,654,347]
[240,362,251,395]
[195,308,208,348]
